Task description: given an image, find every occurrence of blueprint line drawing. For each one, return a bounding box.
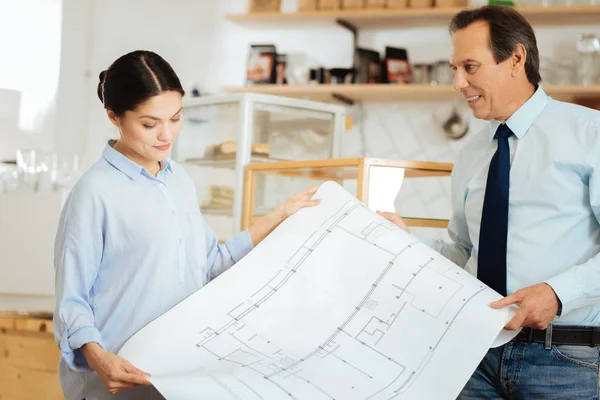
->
[119,181,517,400]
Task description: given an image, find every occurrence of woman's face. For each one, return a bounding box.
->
[108,91,183,164]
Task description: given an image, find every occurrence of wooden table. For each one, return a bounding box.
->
[0,313,63,400]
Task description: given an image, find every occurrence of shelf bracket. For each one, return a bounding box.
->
[335,19,358,37]
[332,92,355,106]
[335,18,359,76]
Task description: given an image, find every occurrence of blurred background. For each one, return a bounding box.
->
[0,0,599,397]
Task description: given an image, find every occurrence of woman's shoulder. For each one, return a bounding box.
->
[64,158,115,206]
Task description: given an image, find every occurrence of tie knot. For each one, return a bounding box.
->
[494,124,512,140]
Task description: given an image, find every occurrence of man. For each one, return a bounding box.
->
[379,5,600,399]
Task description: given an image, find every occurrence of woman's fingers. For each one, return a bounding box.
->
[120,371,152,386]
[124,362,151,380]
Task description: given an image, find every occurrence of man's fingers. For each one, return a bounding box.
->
[377,211,396,220]
[490,292,521,309]
[504,309,526,331]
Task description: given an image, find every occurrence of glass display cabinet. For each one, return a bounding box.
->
[172,94,346,239]
[242,157,454,239]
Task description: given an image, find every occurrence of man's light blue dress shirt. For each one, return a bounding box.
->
[429,87,600,326]
[53,141,254,399]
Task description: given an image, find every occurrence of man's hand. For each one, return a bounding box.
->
[376,211,408,232]
[490,283,561,331]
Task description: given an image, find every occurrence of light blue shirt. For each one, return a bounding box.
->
[53,141,254,399]
[429,87,600,326]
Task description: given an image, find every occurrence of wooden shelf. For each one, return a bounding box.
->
[226,84,600,103]
[226,6,600,28]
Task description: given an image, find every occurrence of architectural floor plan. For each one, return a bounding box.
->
[119,182,517,400]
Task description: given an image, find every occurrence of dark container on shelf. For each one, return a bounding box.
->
[246,44,277,85]
[382,46,412,83]
[356,48,382,84]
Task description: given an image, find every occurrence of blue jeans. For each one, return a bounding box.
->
[459,341,600,399]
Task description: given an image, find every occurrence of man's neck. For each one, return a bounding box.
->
[496,82,536,123]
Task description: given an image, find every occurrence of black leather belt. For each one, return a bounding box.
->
[512,325,600,347]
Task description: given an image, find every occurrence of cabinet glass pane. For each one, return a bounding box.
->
[253,102,336,160]
[176,102,240,239]
[252,165,359,218]
[394,175,452,221]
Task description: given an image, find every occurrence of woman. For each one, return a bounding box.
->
[53,50,319,400]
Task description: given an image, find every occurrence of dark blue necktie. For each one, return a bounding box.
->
[477,124,512,296]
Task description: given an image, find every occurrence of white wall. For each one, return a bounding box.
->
[53,0,95,158]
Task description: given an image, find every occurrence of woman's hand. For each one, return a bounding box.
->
[376,211,409,232]
[273,186,321,221]
[81,342,151,394]
[248,186,321,246]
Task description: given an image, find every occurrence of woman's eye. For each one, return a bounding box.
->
[143,124,156,129]
[170,118,181,123]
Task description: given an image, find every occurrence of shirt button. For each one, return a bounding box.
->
[171,210,176,216]
[178,238,183,245]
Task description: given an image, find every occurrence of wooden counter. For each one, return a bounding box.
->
[0,313,63,399]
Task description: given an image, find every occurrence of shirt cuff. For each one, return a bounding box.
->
[59,325,104,372]
[225,230,254,262]
[544,271,585,317]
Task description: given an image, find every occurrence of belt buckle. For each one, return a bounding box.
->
[544,325,553,350]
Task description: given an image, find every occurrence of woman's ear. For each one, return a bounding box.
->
[106,109,120,128]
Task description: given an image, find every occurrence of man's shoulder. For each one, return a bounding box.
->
[543,98,600,130]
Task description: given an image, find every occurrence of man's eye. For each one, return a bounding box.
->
[465,64,478,73]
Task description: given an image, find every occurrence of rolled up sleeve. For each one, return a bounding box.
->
[53,187,105,371]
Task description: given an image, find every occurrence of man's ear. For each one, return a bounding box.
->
[511,43,527,77]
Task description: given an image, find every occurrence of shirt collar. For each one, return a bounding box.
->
[488,86,548,142]
[102,140,173,180]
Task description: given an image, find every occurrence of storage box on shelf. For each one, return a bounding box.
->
[248,0,281,13]
[367,0,387,8]
[241,158,453,234]
[173,94,346,239]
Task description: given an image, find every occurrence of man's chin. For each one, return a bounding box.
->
[472,109,492,121]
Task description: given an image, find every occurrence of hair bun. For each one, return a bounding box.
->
[97,70,108,104]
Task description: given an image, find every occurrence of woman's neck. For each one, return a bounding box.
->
[113,140,160,176]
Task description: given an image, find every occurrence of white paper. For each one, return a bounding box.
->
[119,181,518,400]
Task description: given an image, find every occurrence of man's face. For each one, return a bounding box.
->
[450,21,516,121]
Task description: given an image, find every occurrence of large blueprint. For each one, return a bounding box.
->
[119,181,517,399]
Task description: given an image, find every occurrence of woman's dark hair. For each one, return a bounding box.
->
[449,5,541,87]
[97,50,185,116]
